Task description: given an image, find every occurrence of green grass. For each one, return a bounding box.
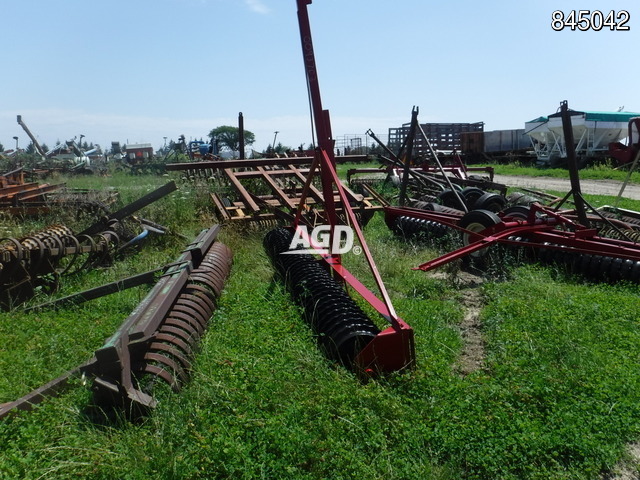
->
[3,170,640,478]
[489,161,640,184]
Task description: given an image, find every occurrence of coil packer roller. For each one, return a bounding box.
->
[262,0,415,375]
[0,226,233,419]
[87,225,233,412]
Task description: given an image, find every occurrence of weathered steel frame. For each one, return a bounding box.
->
[295,0,414,375]
[191,161,381,224]
[384,203,640,273]
[0,226,232,419]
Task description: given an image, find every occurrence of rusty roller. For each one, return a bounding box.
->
[0,224,76,304]
[0,228,233,420]
[0,223,126,309]
[598,226,640,243]
[132,241,233,394]
[0,223,111,276]
[1,224,73,265]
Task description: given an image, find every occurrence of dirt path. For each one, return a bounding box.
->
[431,270,487,376]
[494,175,640,201]
[454,285,485,376]
[602,443,640,479]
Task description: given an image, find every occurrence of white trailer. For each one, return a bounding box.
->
[525,110,639,166]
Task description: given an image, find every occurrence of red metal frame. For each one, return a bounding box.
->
[295,0,414,375]
[609,117,640,166]
[384,203,640,273]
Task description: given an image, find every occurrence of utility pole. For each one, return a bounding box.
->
[238,112,245,160]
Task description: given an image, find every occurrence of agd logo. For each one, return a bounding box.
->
[282,225,361,255]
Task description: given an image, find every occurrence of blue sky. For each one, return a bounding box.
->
[1,0,638,153]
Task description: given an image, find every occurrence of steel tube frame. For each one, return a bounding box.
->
[295,0,414,374]
[384,203,640,272]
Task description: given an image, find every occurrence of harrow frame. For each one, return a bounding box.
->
[386,203,640,273]
[385,100,640,275]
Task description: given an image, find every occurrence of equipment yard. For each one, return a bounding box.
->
[2,2,640,479]
[3,165,640,479]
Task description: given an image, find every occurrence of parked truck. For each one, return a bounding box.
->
[525,109,640,167]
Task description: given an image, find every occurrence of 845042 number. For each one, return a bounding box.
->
[551,10,630,31]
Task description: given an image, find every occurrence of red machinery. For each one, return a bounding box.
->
[386,102,640,281]
[263,0,415,375]
[386,203,640,281]
[609,117,640,166]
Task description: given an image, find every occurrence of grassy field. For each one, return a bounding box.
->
[490,161,640,184]
[2,168,640,479]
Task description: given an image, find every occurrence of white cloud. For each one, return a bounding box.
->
[244,0,269,15]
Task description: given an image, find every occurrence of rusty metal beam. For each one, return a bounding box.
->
[257,167,298,209]
[288,164,325,202]
[0,182,47,197]
[166,155,368,171]
[79,181,177,236]
[222,168,261,212]
[24,268,162,312]
[0,360,95,420]
[210,193,232,221]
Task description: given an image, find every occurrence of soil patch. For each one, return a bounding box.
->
[603,443,640,479]
[432,270,486,375]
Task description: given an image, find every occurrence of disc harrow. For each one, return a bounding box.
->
[392,215,452,240]
[504,234,640,283]
[386,202,640,284]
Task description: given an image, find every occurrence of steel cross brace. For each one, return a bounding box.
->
[295,0,414,374]
[400,204,640,272]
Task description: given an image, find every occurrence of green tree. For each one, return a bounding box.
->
[274,142,291,154]
[208,126,255,153]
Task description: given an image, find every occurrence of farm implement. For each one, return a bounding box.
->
[386,101,640,282]
[348,118,505,200]
[262,0,415,376]
[0,181,177,309]
[0,225,232,419]
[166,157,382,228]
[386,202,640,282]
[88,225,232,413]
